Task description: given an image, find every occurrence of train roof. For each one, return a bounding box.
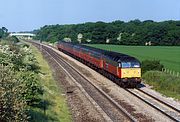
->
[104,51,139,63]
[83,45,140,63]
[58,41,140,63]
[80,45,105,54]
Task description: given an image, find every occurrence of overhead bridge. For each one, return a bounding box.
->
[10,33,35,40]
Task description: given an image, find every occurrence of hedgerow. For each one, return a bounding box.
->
[0,43,43,121]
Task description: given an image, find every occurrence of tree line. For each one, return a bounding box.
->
[34,20,180,46]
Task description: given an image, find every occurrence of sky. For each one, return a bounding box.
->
[0,0,180,32]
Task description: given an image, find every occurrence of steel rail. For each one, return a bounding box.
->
[126,89,180,122]
[137,88,180,113]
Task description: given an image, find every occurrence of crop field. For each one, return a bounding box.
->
[87,44,180,73]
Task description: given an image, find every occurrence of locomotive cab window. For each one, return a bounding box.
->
[131,62,140,68]
[121,62,131,68]
[121,62,140,68]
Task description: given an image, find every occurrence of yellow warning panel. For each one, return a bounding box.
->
[121,68,141,78]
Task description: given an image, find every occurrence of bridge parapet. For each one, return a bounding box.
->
[10,33,35,36]
[10,33,35,40]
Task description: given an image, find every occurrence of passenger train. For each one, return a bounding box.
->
[57,41,141,87]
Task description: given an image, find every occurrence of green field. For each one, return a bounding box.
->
[87,44,180,72]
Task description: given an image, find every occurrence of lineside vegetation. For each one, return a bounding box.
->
[28,41,71,122]
[0,27,71,121]
[143,71,180,100]
[0,39,43,121]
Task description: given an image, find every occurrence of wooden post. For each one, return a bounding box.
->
[170,70,172,75]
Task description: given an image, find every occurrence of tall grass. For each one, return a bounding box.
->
[142,71,180,100]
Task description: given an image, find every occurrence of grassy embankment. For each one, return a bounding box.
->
[143,71,180,100]
[88,44,180,100]
[27,41,72,121]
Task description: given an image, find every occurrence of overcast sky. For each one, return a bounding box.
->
[0,0,180,32]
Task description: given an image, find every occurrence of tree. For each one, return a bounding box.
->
[0,27,8,39]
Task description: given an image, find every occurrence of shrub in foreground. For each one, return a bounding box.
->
[0,65,29,122]
[0,44,43,121]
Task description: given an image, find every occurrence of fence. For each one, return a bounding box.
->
[162,68,180,77]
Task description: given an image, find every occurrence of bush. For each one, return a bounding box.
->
[6,36,19,43]
[0,65,29,122]
[141,60,164,73]
[18,72,43,106]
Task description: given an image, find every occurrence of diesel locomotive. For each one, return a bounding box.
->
[57,41,141,87]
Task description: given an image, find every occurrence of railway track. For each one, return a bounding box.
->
[33,42,137,122]
[31,41,180,122]
[126,88,180,122]
[137,88,180,113]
